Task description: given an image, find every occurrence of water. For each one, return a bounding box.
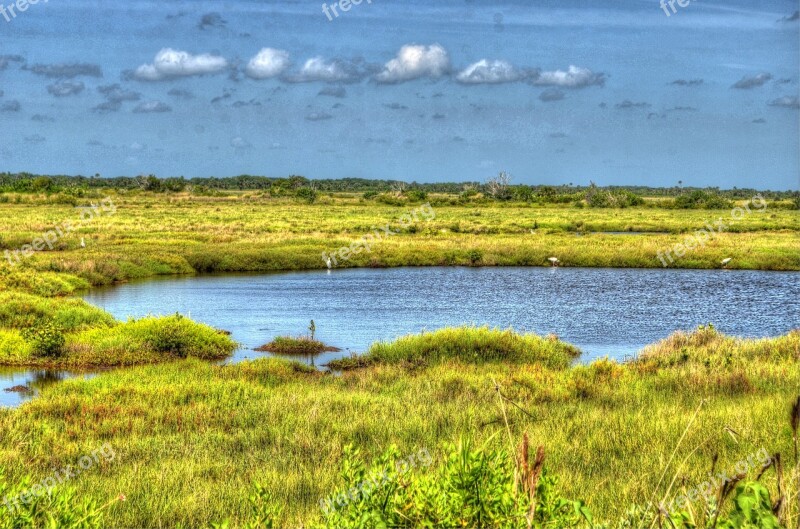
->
[3,267,798,407]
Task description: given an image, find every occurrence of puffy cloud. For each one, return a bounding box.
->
[456,60,522,84]
[245,48,290,79]
[285,57,359,83]
[539,88,565,102]
[133,101,172,113]
[375,44,450,84]
[47,81,85,97]
[731,72,772,89]
[768,96,799,109]
[24,62,102,79]
[532,65,605,88]
[134,49,227,81]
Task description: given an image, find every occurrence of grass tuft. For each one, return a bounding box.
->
[327,326,581,370]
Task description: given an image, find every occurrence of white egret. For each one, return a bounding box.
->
[548,257,559,267]
[80,237,86,248]
[721,257,732,268]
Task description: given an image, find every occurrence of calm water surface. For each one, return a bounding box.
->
[2,267,798,407]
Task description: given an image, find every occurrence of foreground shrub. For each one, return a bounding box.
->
[319,438,591,529]
[21,320,65,358]
[328,326,581,370]
[0,468,110,529]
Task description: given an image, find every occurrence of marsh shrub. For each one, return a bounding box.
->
[405,189,428,201]
[318,440,591,529]
[0,468,109,529]
[674,190,733,209]
[586,187,644,208]
[21,320,65,358]
[295,187,317,203]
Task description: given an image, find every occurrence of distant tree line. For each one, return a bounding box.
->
[0,172,797,209]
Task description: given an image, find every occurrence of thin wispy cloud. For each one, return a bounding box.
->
[732,72,772,89]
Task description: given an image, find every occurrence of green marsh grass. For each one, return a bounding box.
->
[255,336,341,355]
[327,326,581,370]
[0,327,796,527]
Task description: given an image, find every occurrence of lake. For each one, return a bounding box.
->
[2,267,798,407]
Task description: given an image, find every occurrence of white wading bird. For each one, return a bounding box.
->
[721,257,733,268]
[548,257,560,267]
[80,237,86,248]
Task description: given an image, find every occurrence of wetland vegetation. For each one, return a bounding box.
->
[0,179,797,527]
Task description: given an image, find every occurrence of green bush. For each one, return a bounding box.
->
[0,468,109,529]
[674,190,733,209]
[405,189,428,201]
[585,185,644,208]
[295,187,318,203]
[21,320,65,358]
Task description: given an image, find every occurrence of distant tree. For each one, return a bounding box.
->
[486,171,512,200]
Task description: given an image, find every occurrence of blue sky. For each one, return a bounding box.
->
[0,0,798,188]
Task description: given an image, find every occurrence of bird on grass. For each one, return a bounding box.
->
[80,237,86,248]
[721,258,732,269]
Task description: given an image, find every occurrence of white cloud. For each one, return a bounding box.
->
[246,48,290,79]
[375,44,450,84]
[456,60,522,84]
[286,57,354,83]
[134,49,228,81]
[532,65,605,88]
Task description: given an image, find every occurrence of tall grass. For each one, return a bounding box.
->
[0,328,796,527]
[328,326,581,370]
